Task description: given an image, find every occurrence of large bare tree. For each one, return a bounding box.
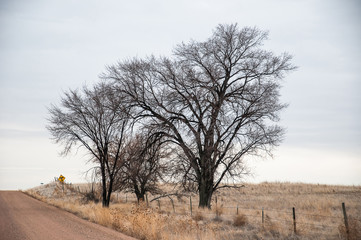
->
[47,82,130,207]
[104,24,295,208]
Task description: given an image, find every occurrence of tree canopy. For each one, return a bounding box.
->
[103,24,296,208]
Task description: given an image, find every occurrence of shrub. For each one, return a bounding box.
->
[193,211,204,221]
[233,214,248,227]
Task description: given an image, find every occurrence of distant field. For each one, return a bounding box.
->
[26,182,361,240]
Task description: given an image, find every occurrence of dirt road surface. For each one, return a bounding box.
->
[0,191,137,240]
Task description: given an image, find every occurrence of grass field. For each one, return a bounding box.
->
[26,182,361,240]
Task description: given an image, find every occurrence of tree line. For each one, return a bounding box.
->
[47,23,295,208]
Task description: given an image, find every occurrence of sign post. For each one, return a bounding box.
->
[58,175,65,192]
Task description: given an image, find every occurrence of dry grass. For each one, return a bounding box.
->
[25,181,361,240]
[338,218,361,240]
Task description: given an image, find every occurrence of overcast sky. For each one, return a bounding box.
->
[1,0,360,190]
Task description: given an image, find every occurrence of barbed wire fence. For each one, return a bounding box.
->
[108,191,360,238]
[70,183,360,239]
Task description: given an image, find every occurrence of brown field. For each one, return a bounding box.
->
[26,182,361,240]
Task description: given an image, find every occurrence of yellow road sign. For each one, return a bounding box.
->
[58,175,65,182]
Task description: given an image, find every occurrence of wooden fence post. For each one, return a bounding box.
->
[190,196,193,216]
[215,196,218,217]
[292,207,296,234]
[170,197,175,213]
[262,207,264,227]
[236,205,239,215]
[158,200,161,211]
[342,202,349,239]
[146,194,149,208]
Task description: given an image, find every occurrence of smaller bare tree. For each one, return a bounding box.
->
[119,131,169,202]
[47,82,130,207]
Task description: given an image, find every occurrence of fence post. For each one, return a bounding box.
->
[292,207,296,234]
[146,194,149,208]
[190,196,193,216]
[342,202,349,239]
[215,196,218,217]
[170,197,175,213]
[126,194,127,203]
[262,207,264,227]
[158,200,161,211]
[236,205,239,215]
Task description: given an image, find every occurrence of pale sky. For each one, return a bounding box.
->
[1,0,360,190]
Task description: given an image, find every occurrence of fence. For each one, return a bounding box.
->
[70,184,360,238]
[108,192,360,238]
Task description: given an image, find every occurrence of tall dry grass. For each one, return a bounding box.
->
[26,182,361,240]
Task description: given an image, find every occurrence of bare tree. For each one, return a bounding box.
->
[103,24,296,208]
[118,131,169,202]
[47,82,130,207]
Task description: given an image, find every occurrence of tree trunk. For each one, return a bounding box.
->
[105,178,113,208]
[101,163,109,207]
[135,193,145,203]
[134,183,145,203]
[103,196,110,207]
[198,178,214,209]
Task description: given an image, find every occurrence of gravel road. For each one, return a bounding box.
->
[0,191,137,240]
